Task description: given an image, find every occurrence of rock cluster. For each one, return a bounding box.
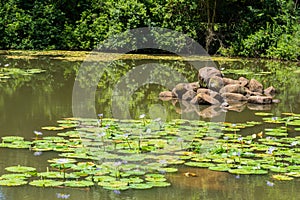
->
[159,67,277,106]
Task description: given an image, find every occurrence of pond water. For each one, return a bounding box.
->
[0,54,299,200]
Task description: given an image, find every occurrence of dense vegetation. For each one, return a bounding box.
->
[0,0,299,60]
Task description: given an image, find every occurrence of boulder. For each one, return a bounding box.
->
[238,77,249,87]
[172,83,189,98]
[248,79,263,93]
[219,84,247,95]
[264,86,276,96]
[182,90,197,101]
[221,92,248,102]
[223,77,240,85]
[197,88,223,102]
[247,96,272,104]
[191,93,220,105]
[208,76,224,92]
[198,67,222,87]
[187,82,200,92]
[159,91,174,98]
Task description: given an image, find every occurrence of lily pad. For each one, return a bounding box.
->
[29,179,64,187]
[0,179,28,186]
[272,174,294,181]
[228,168,268,175]
[184,162,215,168]
[129,183,153,189]
[5,165,36,173]
[64,180,94,187]
[147,181,171,187]
[255,112,273,116]
[1,136,25,143]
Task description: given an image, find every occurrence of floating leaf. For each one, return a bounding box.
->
[29,179,64,187]
[184,162,215,168]
[147,181,171,187]
[64,180,94,187]
[5,166,36,173]
[129,183,153,189]
[0,179,27,186]
[272,174,294,181]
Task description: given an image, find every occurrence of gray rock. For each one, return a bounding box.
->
[219,84,247,95]
[182,90,197,101]
[198,67,222,87]
[191,93,220,105]
[221,92,248,102]
[248,79,263,93]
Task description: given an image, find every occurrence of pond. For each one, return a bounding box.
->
[0,52,299,200]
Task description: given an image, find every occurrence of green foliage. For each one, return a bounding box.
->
[0,0,299,60]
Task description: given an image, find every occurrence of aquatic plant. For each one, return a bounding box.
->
[0,113,300,191]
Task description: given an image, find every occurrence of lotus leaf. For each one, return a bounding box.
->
[285,172,300,177]
[5,165,36,173]
[1,136,24,143]
[147,181,171,187]
[29,179,64,187]
[0,179,28,186]
[64,180,94,187]
[272,174,294,181]
[129,183,153,189]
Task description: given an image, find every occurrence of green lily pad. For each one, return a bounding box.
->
[129,183,153,189]
[0,179,28,186]
[208,165,231,172]
[269,167,289,173]
[228,168,268,175]
[287,120,300,126]
[272,174,294,181]
[99,180,129,190]
[184,162,215,168]
[5,165,36,173]
[29,179,64,187]
[1,173,31,179]
[38,171,79,179]
[41,126,65,131]
[255,112,274,116]
[1,136,25,143]
[147,181,171,187]
[157,167,178,173]
[285,172,300,178]
[64,180,94,187]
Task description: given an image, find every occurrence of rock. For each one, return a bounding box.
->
[197,88,223,102]
[172,83,189,98]
[221,92,248,102]
[272,99,280,103]
[197,88,210,94]
[191,93,220,105]
[219,84,247,95]
[248,79,263,93]
[208,76,224,92]
[182,90,197,101]
[247,96,272,104]
[238,77,249,87]
[250,92,263,96]
[222,78,240,85]
[159,91,174,97]
[187,82,200,92]
[264,86,276,96]
[198,67,222,87]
